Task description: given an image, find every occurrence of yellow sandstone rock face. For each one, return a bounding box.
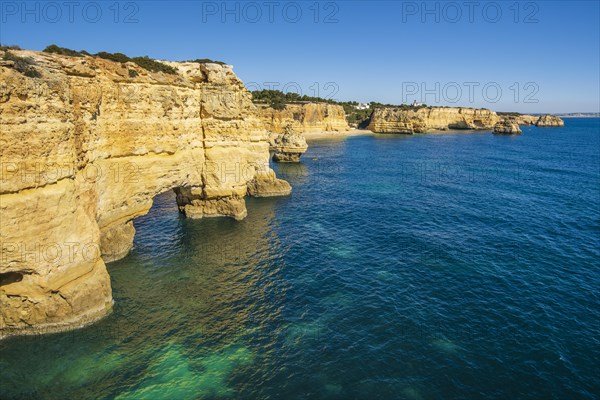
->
[368,109,565,133]
[271,123,308,163]
[513,114,539,125]
[257,103,350,133]
[0,50,290,337]
[493,119,522,135]
[368,107,501,134]
[535,115,565,127]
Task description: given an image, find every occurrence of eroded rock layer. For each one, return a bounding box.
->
[0,50,290,337]
[511,114,565,127]
[536,115,565,127]
[257,103,350,133]
[271,123,308,163]
[368,107,500,134]
[513,114,539,125]
[494,120,522,135]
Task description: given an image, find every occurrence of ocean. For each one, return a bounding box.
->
[1,118,599,399]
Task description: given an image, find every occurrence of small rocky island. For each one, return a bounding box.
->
[271,123,308,162]
[536,115,565,127]
[493,119,522,135]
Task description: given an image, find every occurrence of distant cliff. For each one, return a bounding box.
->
[535,115,565,127]
[512,114,539,125]
[512,114,564,127]
[257,103,350,133]
[368,107,500,134]
[368,108,565,134]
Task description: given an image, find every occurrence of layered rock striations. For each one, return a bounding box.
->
[0,50,290,337]
[493,119,522,135]
[368,107,500,134]
[503,114,564,127]
[535,114,565,127]
[271,123,308,162]
[368,108,565,134]
[257,103,350,133]
[513,114,539,125]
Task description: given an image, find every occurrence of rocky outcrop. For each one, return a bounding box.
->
[536,115,565,127]
[512,114,538,125]
[0,49,290,337]
[247,170,293,197]
[257,103,350,133]
[499,114,565,128]
[493,120,522,135]
[271,123,308,162]
[368,107,500,134]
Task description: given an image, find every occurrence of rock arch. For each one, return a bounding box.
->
[0,51,290,337]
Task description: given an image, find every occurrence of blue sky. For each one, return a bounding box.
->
[1,0,599,112]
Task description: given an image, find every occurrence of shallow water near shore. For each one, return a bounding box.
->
[1,118,599,399]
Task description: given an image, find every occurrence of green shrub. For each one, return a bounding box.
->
[130,56,177,74]
[186,58,227,66]
[94,52,177,74]
[251,89,431,128]
[271,101,286,110]
[24,68,42,78]
[43,45,178,75]
[0,44,21,51]
[251,89,340,107]
[128,69,139,78]
[43,44,84,57]
[2,51,41,78]
[95,51,130,63]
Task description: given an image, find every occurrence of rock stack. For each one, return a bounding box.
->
[493,120,522,135]
[271,123,308,162]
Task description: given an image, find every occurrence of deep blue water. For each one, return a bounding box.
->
[1,118,599,399]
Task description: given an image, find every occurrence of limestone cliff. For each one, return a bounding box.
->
[0,50,290,337]
[504,114,564,127]
[257,103,350,133]
[368,107,500,134]
[536,115,565,127]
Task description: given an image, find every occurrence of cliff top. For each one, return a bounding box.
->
[0,45,233,86]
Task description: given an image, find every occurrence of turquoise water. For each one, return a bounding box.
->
[1,118,599,399]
